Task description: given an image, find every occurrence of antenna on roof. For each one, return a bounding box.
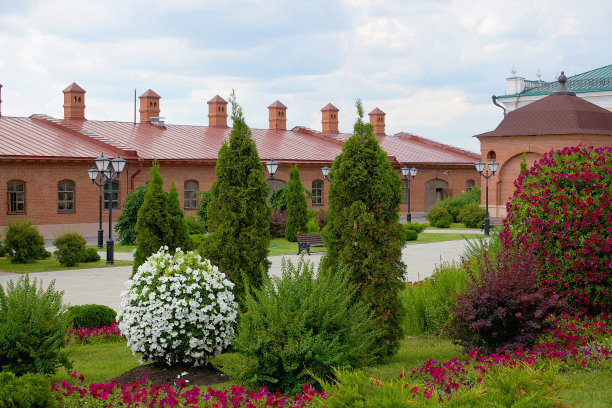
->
[133,88,136,125]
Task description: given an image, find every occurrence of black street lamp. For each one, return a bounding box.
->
[264,159,279,180]
[92,153,126,265]
[87,165,105,249]
[474,160,499,236]
[401,165,418,222]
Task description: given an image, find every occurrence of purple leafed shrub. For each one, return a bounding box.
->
[501,145,612,315]
[448,243,569,353]
[269,210,287,238]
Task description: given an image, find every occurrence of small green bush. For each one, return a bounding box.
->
[457,203,486,228]
[0,275,71,375]
[0,242,8,258]
[79,247,101,263]
[3,222,50,264]
[196,190,214,232]
[268,184,288,211]
[66,304,116,329]
[115,185,147,245]
[233,258,382,394]
[426,206,452,228]
[403,229,418,241]
[0,371,57,408]
[189,233,207,249]
[432,188,481,222]
[53,233,86,267]
[403,222,428,233]
[184,215,206,234]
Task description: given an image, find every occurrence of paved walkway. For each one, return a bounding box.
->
[0,237,478,311]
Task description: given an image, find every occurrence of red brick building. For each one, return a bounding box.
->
[476,74,612,217]
[0,82,480,238]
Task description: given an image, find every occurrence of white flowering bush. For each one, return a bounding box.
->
[117,247,238,366]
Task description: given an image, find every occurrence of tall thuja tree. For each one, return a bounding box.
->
[166,179,192,251]
[202,91,271,307]
[284,165,308,242]
[133,159,170,274]
[321,99,405,356]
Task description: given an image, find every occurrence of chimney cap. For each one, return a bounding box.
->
[369,107,385,115]
[62,82,86,93]
[268,100,287,109]
[139,89,161,99]
[321,103,339,112]
[207,95,227,104]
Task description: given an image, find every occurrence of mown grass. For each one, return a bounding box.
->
[408,233,482,244]
[0,257,132,273]
[557,363,612,408]
[88,244,136,253]
[268,237,326,256]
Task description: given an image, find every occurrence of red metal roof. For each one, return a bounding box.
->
[477,93,612,137]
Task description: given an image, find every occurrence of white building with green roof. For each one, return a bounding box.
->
[496,64,612,113]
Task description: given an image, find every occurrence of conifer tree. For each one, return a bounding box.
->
[166,179,192,251]
[321,99,405,356]
[202,91,271,307]
[133,159,170,274]
[284,165,308,242]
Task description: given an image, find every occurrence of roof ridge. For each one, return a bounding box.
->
[394,132,480,158]
[30,115,138,157]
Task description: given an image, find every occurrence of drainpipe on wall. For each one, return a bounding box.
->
[130,158,144,190]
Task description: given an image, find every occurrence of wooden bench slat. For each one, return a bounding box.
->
[296,233,324,255]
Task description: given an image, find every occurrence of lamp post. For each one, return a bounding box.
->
[474,160,499,236]
[321,166,330,182]
[92,153,126,265]
[87,165,105,249]
[264,159,279,180]
[400,166,418,222]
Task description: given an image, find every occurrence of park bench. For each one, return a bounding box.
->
[296,234,324,255]
[480,217,503,231]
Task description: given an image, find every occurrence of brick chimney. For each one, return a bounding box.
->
[268,100,287,131]
[62,82,86,119]
[321,103,339,133]
[207,95,228,126]
[139,89,161,123]
[369,107,386,135]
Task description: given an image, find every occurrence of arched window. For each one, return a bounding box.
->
[466,179,475,192]
[58,180,75,212]
[104,181,119,210]
[7,180,25,213]
[487,150,497,160]
[184,180,198,209]
[312,180,323,205]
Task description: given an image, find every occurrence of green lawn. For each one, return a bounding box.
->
[0,257,132,273]
[268,237,326,256]
[88,244,136,253]
[407,233,482,244]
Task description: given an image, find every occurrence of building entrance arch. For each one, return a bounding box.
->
[424,179,450,211]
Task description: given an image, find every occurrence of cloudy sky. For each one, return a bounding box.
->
[0,0,610,152]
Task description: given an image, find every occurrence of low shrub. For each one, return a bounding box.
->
[189,233,206,249]
[316,210,327,230]
[118,247,238,366]
[0,371,57,408]
[426,206,452,228]
[432,188,481,222]
[79,247,101,263]
[184,215,206,234]
[3,222,50,264]
[457,203,486,228]
[53,233,86,267]
[402,262,472,336]
[269,209,287,238]
[448,243,570,353]
[404,229,418,241]
[66,304,116,329]
[403,222,428,233]
[233,258,382,394]
[0,275,71,375]
[0,242,8,257]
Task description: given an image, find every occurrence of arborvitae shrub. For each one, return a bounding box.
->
[202,92,271,307]
[457,203,486,228]
[448,243,569,353]
[404,229,418,241]
[196,190,214,232]
[0,371,57,408]
[321,100,405,356]
[4,222,50,264]
[0,275,71,375]
[66,304,116,329]
[79,247,101,263]
[233,258,381,394]
[427,206,452,228]
[502,145,612,315]
[184,215,206,234]
[166,180,192,251]
[133,159,170,274]
[53,232,86,267]
[285,165,309,242]
[115,185,147,245]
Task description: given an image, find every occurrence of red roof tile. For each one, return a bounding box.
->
[477,94,612,137]
[62,82,86,93]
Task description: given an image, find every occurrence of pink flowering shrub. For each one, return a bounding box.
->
[65,322,124,345]
[501,145,612,314]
